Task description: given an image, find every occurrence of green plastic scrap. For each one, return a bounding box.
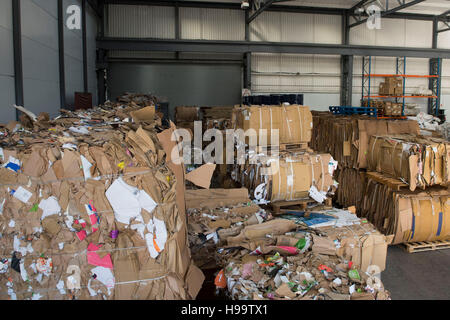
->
[295,238,306,250]
[29,204,39,212]
[348,269,361,280]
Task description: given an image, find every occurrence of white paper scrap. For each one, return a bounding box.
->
[13,187,32,204]
[91,266,115,296]
[106,177,157,224]
[39,196,61,220]
[80,155,93,180]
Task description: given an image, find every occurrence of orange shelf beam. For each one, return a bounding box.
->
[364,95,437,99]
[364,74,439,78]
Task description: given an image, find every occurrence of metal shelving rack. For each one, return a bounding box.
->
[362,56,441,119]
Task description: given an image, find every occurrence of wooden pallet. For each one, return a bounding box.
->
[366,171,408,191]
[271,197,332,214]
[402,240,450,253]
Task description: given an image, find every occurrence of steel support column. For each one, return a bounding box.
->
[341,55,353,106]
[12,0,23,120]
[244,9,251,90]
[340,10,353,106]
[97,49,107,105]
[58,0,66,109]
[82,0,88,92]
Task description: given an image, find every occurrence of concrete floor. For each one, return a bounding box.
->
[382,245,450,300]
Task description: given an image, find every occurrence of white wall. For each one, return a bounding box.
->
[21,0,60,117]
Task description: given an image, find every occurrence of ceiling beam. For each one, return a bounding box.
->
[102,0,444,21]
[97,37,450,59]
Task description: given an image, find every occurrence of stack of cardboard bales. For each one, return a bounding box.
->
[311,111,420,208]
[311,111,450,244]
[232,106,337,204]
[0,97,204,300]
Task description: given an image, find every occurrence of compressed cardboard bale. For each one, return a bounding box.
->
[175,106,199,123]
[310,112,420,169]
[232,105,313,145]
[360,177,450,244]
[0,94,203,300]
[367,134,450,190]
[334,167,366,209]
[234,151,337,202]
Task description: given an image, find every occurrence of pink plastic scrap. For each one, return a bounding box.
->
[87,243,113,269]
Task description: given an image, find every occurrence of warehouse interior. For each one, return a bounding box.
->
[0,0,450,302]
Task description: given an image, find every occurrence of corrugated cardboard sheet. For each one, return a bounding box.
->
[367,134,450,191]
[233,105,313,145]
[360,179,450,244]
[311,112,419,169]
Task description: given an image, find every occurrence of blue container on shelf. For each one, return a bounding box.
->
[296,94,304,105]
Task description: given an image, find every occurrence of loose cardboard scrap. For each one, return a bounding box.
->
[0,94,203,300]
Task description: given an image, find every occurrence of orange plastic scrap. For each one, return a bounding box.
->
[318,264,332,273]
[259,262,275,267]
[214,269,227,289]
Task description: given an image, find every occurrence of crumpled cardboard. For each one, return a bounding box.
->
[0,95,202,300]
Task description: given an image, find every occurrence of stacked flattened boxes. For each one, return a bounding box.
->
[231,106,337,204]
[311,111,450,244]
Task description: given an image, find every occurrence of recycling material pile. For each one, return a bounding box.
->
[311,111,450,245]
[310,112,420,208]
[231,105,338,205]
[408,112,450,140]
[220,208,391,300]
[367,134,450,191]
[0,96,204,300]
[310,111,420,169]
[232,151,338,204]
[186,188,271,269]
